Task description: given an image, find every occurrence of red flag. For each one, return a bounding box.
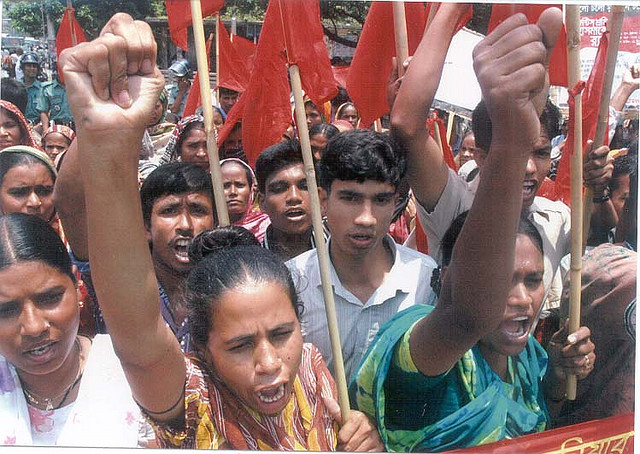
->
[182,34,214,118]
[332,66,350,88]
[553,32,609,206]
[488,4,568,87]
[56,6,86,78]
[427,117,457,171]
[217,16,254,93]
[166,0,224,50]
[348,2,471,128]
[218,0,337,167]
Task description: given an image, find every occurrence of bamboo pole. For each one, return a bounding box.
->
[392,2,409,77]
[433,118,443,154]
[215,13,220,109]
[190,0,229,226]
[566,5,583,401]
[66,0,77,46]
[446,112,455,145]
[290,64,350,421]
[582,6,625,250]
[374,118,382,132]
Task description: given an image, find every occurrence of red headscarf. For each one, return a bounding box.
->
[0,100,39,149]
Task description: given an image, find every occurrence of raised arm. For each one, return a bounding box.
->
[53,139,89,259]
[60,13,186,422]
[610,64,639,113]
[390,4,469,211]
[409,9,563,376]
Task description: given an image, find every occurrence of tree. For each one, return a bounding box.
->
[5,1,63,39]
[6,0,163,39]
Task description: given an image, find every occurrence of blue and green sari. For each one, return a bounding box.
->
[349,305,550,452]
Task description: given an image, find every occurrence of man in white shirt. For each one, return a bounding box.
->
[287,129,437,380]
[389,5,612,308]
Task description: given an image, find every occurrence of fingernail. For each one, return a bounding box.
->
[567,334,577,344]
[117,90,131,107]
[142,59,153,73]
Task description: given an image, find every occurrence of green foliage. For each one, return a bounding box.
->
[6,1,63,38]
[6,0,157,40]
[220,0,267,22]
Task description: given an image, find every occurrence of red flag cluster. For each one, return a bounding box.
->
[216,16,255,93]
[217,0,337,166]
[347,2,471,128]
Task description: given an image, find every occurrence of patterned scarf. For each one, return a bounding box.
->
[164,344,338,450]
[159,114,205,165]
[220,157,270,242]
[0,100,39,149]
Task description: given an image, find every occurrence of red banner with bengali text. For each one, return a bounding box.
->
[448,413,634,454]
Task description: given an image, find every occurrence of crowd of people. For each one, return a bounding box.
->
[0,4,637,451]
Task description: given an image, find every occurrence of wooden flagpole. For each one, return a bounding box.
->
[392,2,409,77]
[446,112,455,145]
[275,0,350,420]
[582,6,625,250]
[190,0,229,226]
[215,13,220,110]
[290,65,350,421]
[66,0,77,46]
[566,5,583,401]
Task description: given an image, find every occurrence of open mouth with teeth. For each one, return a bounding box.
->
[258,384,286,404]
[503,316,530,339]
[285,209,306,219]
[25,343,54,356]
[173,238,191,262]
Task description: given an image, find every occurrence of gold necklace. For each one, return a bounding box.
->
[21,338,83,411]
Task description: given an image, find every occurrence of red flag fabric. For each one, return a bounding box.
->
[332,66,350,88]
[217,17,254,93]
[553,32,609,206]
[230,33,257,67]
[348,2,472,128]
[488,4,568,87]
[182,34,214,118]
[217,0,337,167]
[166,0,224,50]
[56,6,86,79]
[427,117,457,171]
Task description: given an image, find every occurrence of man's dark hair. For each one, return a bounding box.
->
[140,162,214,227]
[255,138,303,194]
[317,129,406,191]
[472,99,562,152]
[219,86,239,96]
[330,86,351,110]
[0,77,27,113]
[611,153,637,192]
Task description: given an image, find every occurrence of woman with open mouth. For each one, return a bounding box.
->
[61,13,382,451]
[0,213,152,447]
